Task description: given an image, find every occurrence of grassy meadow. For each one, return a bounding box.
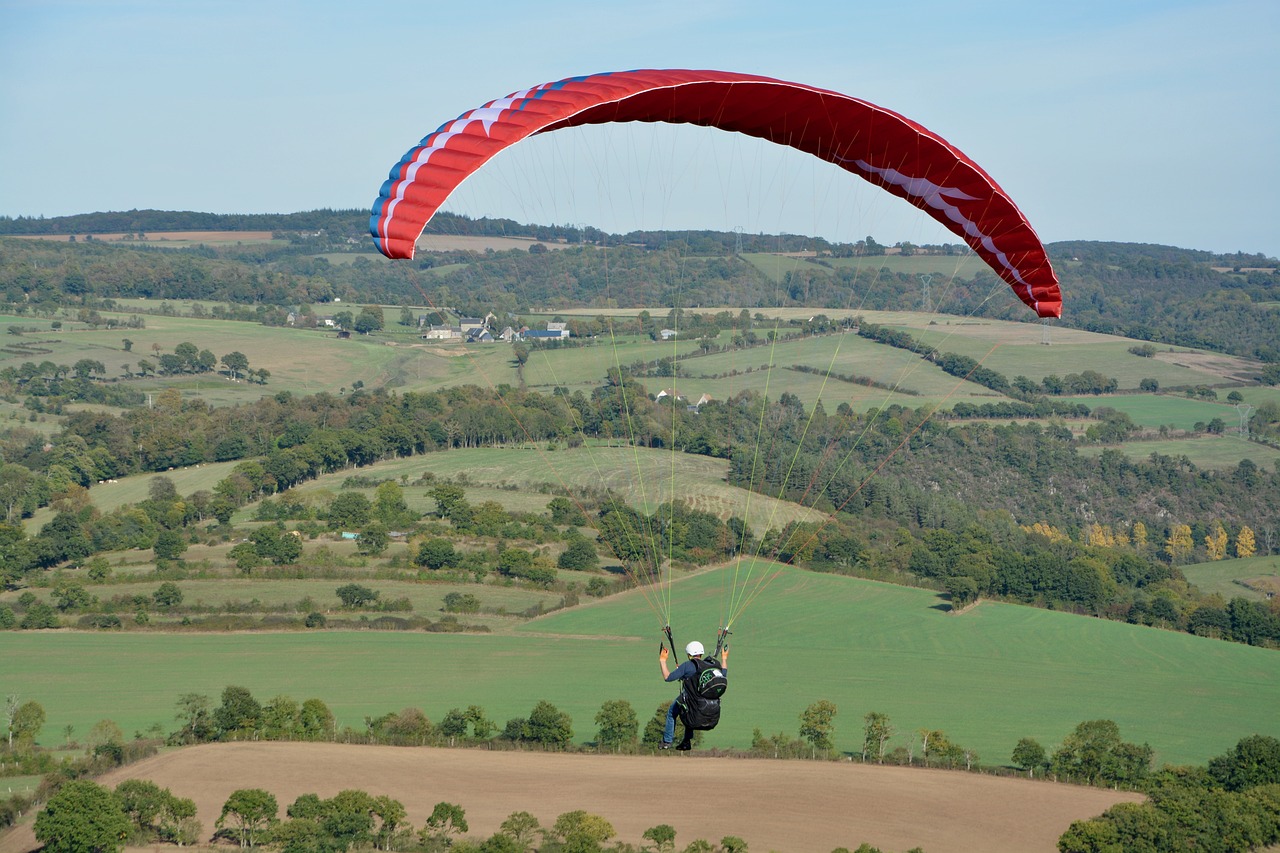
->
[27,439,822,537]
[61,575,566,632]
[741,252,988,284]
[1181,555,1280,601]
[290,444,827,534]
[4,565,1278,768]
[1076,436,1280,470]
[23,460,244,533]
[1061,394,1252,431]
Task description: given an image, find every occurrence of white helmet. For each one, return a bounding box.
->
[685,640,705,656]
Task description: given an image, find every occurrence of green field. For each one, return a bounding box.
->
[741,252,987,284]
[1061,394,1251,431]
[24,460,245,533]
[2,311,524,410]
[521,328,1005,411]
[331,444,825,535]
[520,334,704,391]
[27,439,822,540]
[909,329,1232,391]
[1077,436,1280,470]
[4,566,1277,767]
[1182,555,1280,601]
[28,575,567,632]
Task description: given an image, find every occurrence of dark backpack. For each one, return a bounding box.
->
[688,656,727,699]
[677,657,726,732]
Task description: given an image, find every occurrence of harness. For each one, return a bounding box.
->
[676,656,727,731]
[663,625,732,734]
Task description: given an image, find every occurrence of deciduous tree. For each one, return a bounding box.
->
[1236,525,1257,558]
[1012,737,1048,778]
[336,584,379,609]
[643,824,676,853]
[594,699,638,750]
[799,700,837,752]
[217,788,278,848]
[10,699,45,748]
[35,780,130,853]
[421,802,467,848]
[416,537,458,570]
[498,811,540,850]
[558,536,599,571]
[525,700,573,748]
[1205,522,1229,561]
[153,529,187,562]
[862,711,893,763]
[1165,524,1194,564]
[551,810,614,851]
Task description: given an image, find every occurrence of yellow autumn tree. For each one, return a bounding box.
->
[1205,522,1228,561]
[1166,524,1194,564]
[1024,521,1071,544]
[1086,523,1113,548]
[1236,525,1257,559]
[1132,521,1148,551]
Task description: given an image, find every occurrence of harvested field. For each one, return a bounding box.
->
[1152,349,1260,383]
[0,742,1143,853]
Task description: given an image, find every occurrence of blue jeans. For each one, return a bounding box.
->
[663,700,680,744]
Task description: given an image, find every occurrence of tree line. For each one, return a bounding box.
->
[13,681,1280,852]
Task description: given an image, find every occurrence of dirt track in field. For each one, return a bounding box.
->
[1,742,1142,853]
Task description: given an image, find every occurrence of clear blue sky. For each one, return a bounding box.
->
[2,0,1276,257]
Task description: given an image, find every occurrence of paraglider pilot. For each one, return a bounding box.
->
[659,640,728,750]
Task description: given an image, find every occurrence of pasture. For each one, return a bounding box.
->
[53,575,566,631]
[22,460,243,533]
[910,327,1235,390]
[1061,393,1252,432]
[741,251,987,284]
[1076,435,1279,470]
[679,330,997,407]
[5,566,1278,767]
[26,438,824,540]
[327,444,827,534]
[520,334,704,390]
[1181,555,1280,601]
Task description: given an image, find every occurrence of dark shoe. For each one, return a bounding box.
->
[659,743,672,750]
[676,741,692,751]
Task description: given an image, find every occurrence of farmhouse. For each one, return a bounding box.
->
[422,325,460,341]
[522,321,570,341]
[523,330,563,341]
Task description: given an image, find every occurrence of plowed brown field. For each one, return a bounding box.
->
[1,742,1143,853]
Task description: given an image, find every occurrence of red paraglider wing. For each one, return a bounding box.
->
[371,69,1061,318]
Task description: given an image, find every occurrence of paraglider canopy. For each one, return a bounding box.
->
[371,68,1061,318]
